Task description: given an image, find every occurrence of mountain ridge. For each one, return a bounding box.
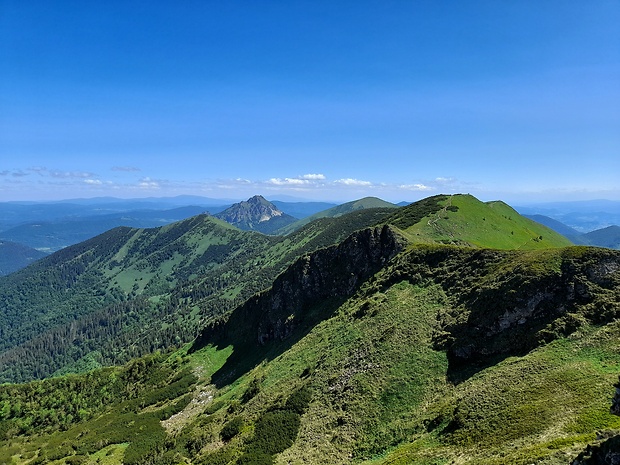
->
[0,193,578,383]
[1,223,619,463]
[388,194,573,249]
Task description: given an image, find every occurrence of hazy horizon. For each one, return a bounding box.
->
[4,192,620,211]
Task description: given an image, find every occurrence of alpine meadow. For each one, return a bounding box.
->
[1,194,620,464]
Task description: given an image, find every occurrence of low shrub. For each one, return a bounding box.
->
[247,410,300,455]
[284,387,312,414]
[220,416,243,441]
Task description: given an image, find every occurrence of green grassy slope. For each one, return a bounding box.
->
[276,197,397,235]
[1,239,618,464]
[390,194,573,249]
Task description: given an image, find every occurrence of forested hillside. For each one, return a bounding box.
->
[0,207,395,382]
[0,195,574,383]
[0,223,618,464]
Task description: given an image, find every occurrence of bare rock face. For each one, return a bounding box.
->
[254,224,406,345]
[437,249,620,365]
[611,379,620,416]
[193,225,406,350]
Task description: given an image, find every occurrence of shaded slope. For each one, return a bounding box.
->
[191,224,406,386]
[383,245,620,376]
[0,240,47,276]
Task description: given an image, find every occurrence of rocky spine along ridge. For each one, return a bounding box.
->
[193,224,406,354]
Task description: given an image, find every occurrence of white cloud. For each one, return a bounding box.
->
[49,170,94,179]
[301,173,326,180]
[335,178,372,186]
[84,179,103,185]
[138,177,160,189]
[399,183,432,191]
[267,177,310,186]
[265,174,327,186]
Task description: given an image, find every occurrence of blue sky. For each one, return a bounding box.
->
[1,1,619,203]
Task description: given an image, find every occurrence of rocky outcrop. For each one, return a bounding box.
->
[450,248,620,363]
[611,378,620,416]
[254,224,405,344]
[380,246,620,366]
[441,248,620,365]
[570,378,620,465]
[193,225,406,351]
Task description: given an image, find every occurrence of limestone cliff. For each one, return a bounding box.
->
[192,224,406,354]
[373,245,620,366]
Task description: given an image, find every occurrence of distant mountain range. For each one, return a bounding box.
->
[516,199,620,232]
[525,214,620,250]
[1,195,619,277]
[0,206,209,253]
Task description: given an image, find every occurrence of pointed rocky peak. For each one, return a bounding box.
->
[244,195,283,221]
[214,195,297,234]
